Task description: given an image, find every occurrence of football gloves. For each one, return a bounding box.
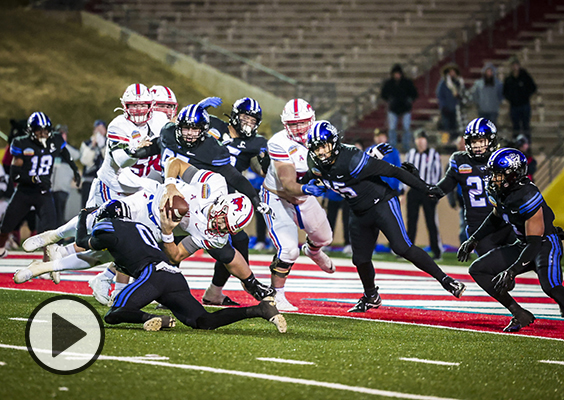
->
[400,161,420,177]
[427,185,445,200]
[302,179,325,197]
[492,268,516,294]
[197,97,223,110]
[366,143,393,159]
[457,237,478,262]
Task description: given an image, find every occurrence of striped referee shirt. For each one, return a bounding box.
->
[404,147,441,185]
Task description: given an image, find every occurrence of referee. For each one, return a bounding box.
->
[404,130,443,260]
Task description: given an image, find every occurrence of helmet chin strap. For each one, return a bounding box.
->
[38,138,47,148]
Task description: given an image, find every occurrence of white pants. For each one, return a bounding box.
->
[260,188,333,263]
[86,178,132,208]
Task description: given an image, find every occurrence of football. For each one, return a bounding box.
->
[165,195,189,222]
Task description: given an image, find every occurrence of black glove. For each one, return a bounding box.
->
[257,150,270,175]
[556,226,564,241]
[492,268,516,294]
[73,170,81,187]
[32,175,50,193]
[401,162,420,177]
[427,185,445,200]
[457,237,478,262]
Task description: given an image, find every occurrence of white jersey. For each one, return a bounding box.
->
[264,130,309,202]
[97,112,168,194]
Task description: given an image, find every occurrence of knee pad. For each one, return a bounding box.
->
[269,257,294,278]
[103,309,119,325]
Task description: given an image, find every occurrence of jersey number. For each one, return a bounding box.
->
[30,155,53,176]
[466,176,487,208]
[131,155,162,177]
[322,180,357,198]
[136,224,160,250]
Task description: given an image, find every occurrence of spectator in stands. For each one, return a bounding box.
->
[51,125,80,228]
[381,64,418,151]
[436,63,465,142]
[79,119,106,208]
[371,129,403,194]
[405,130,443,260]
[513,134,537,181]
[503,57,537,141]
[471,62,504,124]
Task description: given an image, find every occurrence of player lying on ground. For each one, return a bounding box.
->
[305,121,466,313]
[75,201,286,333]
[457,148,564,332]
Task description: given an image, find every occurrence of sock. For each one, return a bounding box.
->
[365,287,378,298]
[115,282,128,291]
[275,287,285,295]
[63,243,77,256]
[204,283,223,300]
[102,268,116,280]
[55,215,79,239]
[52,253,96,272]
[240,273,258,291]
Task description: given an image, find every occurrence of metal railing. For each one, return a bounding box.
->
[534,123,564,191]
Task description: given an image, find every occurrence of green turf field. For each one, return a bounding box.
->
[1,289,563,400]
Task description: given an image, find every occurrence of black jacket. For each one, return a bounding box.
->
[503,69,537,107]
[381,77,419,114]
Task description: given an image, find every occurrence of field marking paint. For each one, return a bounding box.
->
[9,317,47,323]
[0,343,460,400]
[0,361,6,366]
[539,360,564,366]
[256,357,315,365]
[399,358,460,366]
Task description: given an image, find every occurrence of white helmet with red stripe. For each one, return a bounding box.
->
[149,85,178,120]
[207,193,254,236]
[120,83,154,125]
[280,98,315,145]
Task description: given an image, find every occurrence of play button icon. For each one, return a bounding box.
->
[25,295,104,375]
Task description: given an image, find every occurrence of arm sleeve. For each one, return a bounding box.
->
[180,165,200,182]
[130,138,161,159]
[60,146,80,174]
[111,148,137,168]
[358,157,428,193]
[10,163,35,184]
[436,154,460,195]
[75,210,92,249]
[211,164,262,208]
[179,236,200,255]
[471,211,508,241]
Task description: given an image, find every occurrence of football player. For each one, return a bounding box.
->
[305,120,466,312]
[458,148,564,332]
[77,201,286,333]
[0,112,80,259]
[258,99,335,311]
[437,118,515,256]
[150,85,178,121]
[203,97,270,306]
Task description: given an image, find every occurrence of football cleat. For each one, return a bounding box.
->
[202,296,240,306]
[89,273,113,306]
[302,243,335,274]
[46,244,68,261]
[503,309,535,333]
[108,288,123,308]
[274,290,298,312]
[13,260,54,284]
[258,296,287,333]
[441,276,466,298]
[202,285,240,306]
[0,248,8,258]
[242,280,276,302]
[348,289,382,313]
[22,230,60,252]
[50,272,61,285]
[143,315,176,332]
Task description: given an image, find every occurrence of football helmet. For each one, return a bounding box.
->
[207,193,254,236]
[307,120,341,166]
[149,85,178,120]
[485,148,528,196]
[280,98,315,145]
[27,111,52,147]
[229,97,262,137]
[463,118,498,160]
[175,104,210,147]
[120,83,154,125]
[95,200,132,222]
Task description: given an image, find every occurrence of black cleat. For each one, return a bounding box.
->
[202,296,240,306]
[441,276,466,298]
[242,281,276,301]
[348,289,382,313]
[503,309,535,333]
[258,296,286,333]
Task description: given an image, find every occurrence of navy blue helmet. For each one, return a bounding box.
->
[230,97,262,137]
[27,111,53,146]
[176,104,210,147]
[485,148,528,196]
[307,120,341,166]
[463,118,498,160]
[95,200,132,222]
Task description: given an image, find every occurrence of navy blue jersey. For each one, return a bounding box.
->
[488,179,556,241]
[10,133,66,192]
[306,144,428,214]
[437,151,492,230]
[89,218,169,279]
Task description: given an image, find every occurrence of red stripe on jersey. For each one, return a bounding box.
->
[199,171,214,182]
[107,134,130,142]
[203,240,211,249]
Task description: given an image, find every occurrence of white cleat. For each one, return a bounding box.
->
[143,316,176,331]
[89,273,113,306]
[13,268,33,284]
[22,230,61,252]
[274,290,298,312]
[108,288,123,307]
[46,244,67,261]
[302,244,336,274]
[13,260,54,284]
[50,272,61,285]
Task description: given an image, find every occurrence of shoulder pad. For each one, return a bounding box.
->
[91,220,115,237]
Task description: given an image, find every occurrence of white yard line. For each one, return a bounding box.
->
[539,360,564,366]
[0,343,460,400]
[256,357,315,365]
[399,358,460,367]
[9,317,47,323]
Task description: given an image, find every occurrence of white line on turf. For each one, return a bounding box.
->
[539,360,564,366]
[0,343,460,400]
[0,361,6,366]
[256,357,315,365]
[9,317,47,323]
[399,358,460,366]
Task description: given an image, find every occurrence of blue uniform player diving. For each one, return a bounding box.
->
[458,148,564,332]
[304,120,466,313]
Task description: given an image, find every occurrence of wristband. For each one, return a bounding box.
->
[164,177,177,186]
[162,233,174,243]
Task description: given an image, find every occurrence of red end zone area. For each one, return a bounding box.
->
[1,252,563,340]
